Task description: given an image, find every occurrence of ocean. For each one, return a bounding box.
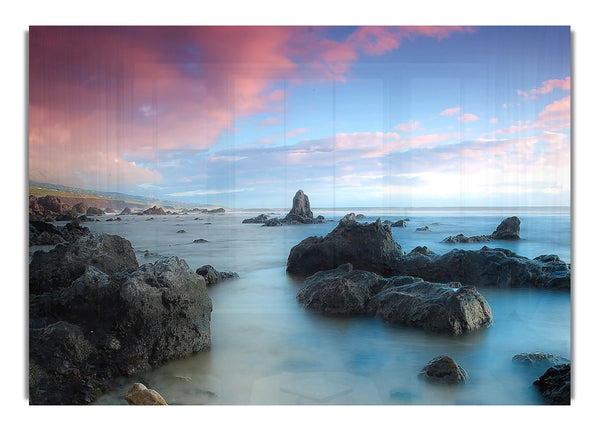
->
[40,207,571,405]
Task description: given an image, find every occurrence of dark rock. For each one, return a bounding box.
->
[443,233,491,243]
[86,207,105,216]
[416,226,430,232]
[29,221,90,246]
[119,207,133,215]
[193,238,208,243]
[368,280,492,335]
[409,246,434,255]
[356,214,367,220]
[315,215,326,223]
[287,214,405,277]
[391,220,407,227]
[196,265,239,285]
[145,217,154,221]
[533,364,570,405]
[176,230,186,234]
[104,207,117,213]
[29,195,70,220]
[512,352,570,369]
[383,220,392,225]
[29,256,212,404]
[281,190,324,224]
[263,218,282,227]
[394,246,570,290]
[142,206,166,216]
[29,232,138,294]
[207,207,226,214]
[78,215,93,222]
[243,214,270,224]
[419,356,468,384]
[56,212,77,221]
[297,264,492,335]
[491,216,521,240]
[71,202,88,215]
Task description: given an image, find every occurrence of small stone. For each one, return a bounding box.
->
[125,383,168,405]
[419,356,468,384]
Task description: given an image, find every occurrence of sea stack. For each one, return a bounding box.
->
[283,190,314,224]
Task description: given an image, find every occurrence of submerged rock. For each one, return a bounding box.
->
[287,214,405,277]
[512,352,570,369]
[533,363,570,405]
[125,383,168,405]
[297,264,493,335]
[416,226,430,232]
[196,265,239,285]
[419,356,469,384]
[443,233,491,243]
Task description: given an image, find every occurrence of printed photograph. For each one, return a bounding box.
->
[28,25,571,405]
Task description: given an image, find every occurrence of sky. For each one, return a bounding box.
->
[28,26,571,209]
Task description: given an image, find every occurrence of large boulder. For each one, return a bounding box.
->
[367,280,493,335]
[287,214,405,277]
[491,216,521,240]
[297,263,493,335]
[395,246,570,290]
[29,255,212,404]
[29,195,70,220]
[29,232,138,294]
[125,383,168,405]
[533,363,570,405]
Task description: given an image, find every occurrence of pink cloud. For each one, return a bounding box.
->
[459,113,479,123]
[489,118,498,124]
[393,120,421,132]
[440,107,462,116]
[258,117,281,127]
[517,76,570,100]
[534,95,571,130]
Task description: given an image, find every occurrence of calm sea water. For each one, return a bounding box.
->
[45,207,570,405]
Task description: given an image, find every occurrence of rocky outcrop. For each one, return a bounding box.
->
[86,207,105,216]
[391,220,407,227]
[395,246,571,290]
[443,216,521,243]
[297,263,493,335]
[416,226,430,232]
[512,352,570,369]
[119,207,133,215]
[533,363,570,405]
[71,202,88,215]
[141,206,166,216]
[443,234,491,243]
[29,232,139,295]
[207,207,226,213]
[196,265,239,285]
[29,195,70,220]
[287,214,405,277]
[242,214,270,224]
[264,218,283,227]
[418,356,469,384]
[491,216,521,240]
[287,216,569,289]
[29,221,90,246]
[125,383,168,405]
[29,240,213,404]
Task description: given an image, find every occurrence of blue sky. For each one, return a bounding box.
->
[29,26,571,208]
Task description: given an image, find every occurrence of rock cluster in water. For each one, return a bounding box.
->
[297,263,493,335]
[29,232,212,404]
[29,220,90,246]
[196,265,239,285]
[287,214,570,290]
[287,213,404,277]
[242,190,326,226]
[443,216,521,243]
